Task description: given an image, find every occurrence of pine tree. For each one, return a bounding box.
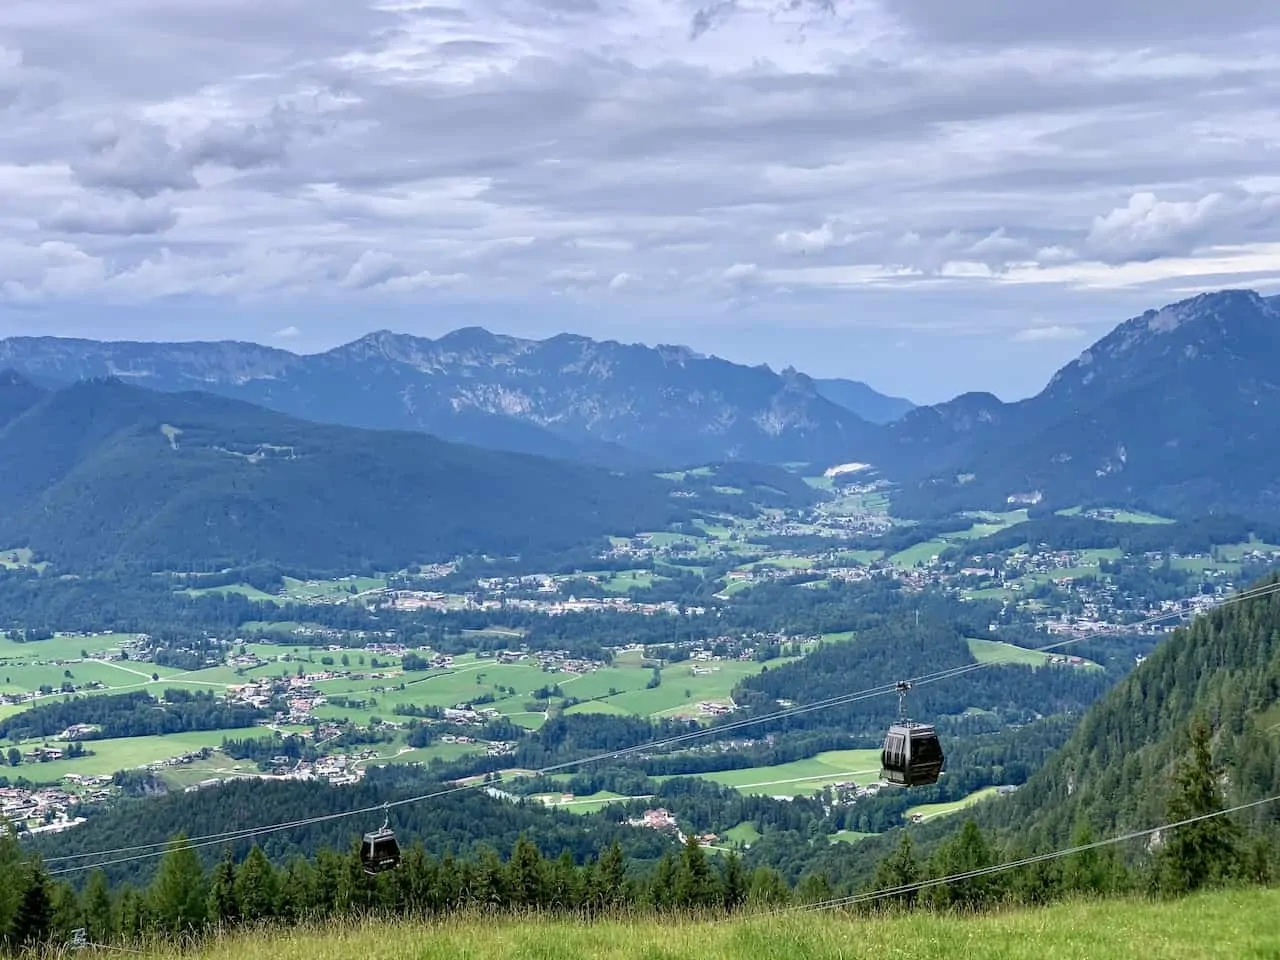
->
[674,835,720,909]
[870,831,921,909]
[473,846,508,910]
[586,839,627,911]
[720,851,748,911]
[747,866,790,906]
[924,819,1001,911]
[549,851,579,910]
[207,847,239,927]
[1156,716,1241,896]
[796,872,833,905]
[148,834,208,934]
[279,857,319,922]
[82,869,115,944]
[118,887,148,942]
[50,881,83,942]
[506,835,545,909]
[595,841,627,908]
[9,861,53,950]
[235,845,280,923]
[649,850,679,910]
[0,830,21,945]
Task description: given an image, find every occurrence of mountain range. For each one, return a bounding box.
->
[0,329,906,470]
[0,375,683,572]
[886,289,1280,519]
[1,287,1278,526]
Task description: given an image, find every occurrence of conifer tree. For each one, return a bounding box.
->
[506,835,545,908]
[9,861,53,950]
[674,835,720,909]
[649,850,679,910]
[924,819,1001,911]
[207,847,239,927]
[50,880,83,943]
[595,840,627,908]
[279,857,319,922]
[720,851,748,911]
[0,821,25,941]
[474,846,508,910]
[1156,716,1241,895]
[747,866,791,906]
[117,887,147,943]
[235,845,280,923]
[796,872,833,905]
[149,835,208,934]
[82,869,115,944]
[870,831,921,909]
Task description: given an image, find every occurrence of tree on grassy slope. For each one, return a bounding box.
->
[1155,715,1241,896]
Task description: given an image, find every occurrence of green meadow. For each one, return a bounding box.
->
[683,749,883,797]
[126,886,1280,960]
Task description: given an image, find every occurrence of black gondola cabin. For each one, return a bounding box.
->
[360,826,401,875]
[880,721,944,787]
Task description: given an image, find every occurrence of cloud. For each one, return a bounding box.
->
[70,120,197,196]
[3,0,1280,400]
[379,269,467,293]
[1084,190,1280,263]
[272,325,301,339]
[38,194,177,235]
[884,0,1280,45]
[1012,324,1086,343]
[722,263,760,284]
[775,221,860,255]
[341,251,404,290]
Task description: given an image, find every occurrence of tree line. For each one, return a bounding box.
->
[0,690,268,743]
[1,721,1273,954]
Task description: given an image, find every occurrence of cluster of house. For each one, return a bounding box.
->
[226,674,330,722]
[822,780,884,805]
[494,648,599,675]
[695,701,735,717]
[145,747,216,773]
[382,587,698,617]
[624,807,720,846]
[266,753,369,785]
[1,782,108,835]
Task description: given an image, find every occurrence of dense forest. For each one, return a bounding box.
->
[982,573,1280,850]
[0,691,268,743]
[0,377,686,572]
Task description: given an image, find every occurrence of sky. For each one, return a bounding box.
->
[2,2,1279,404]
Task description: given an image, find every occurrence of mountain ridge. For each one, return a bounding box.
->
[5,289,1280,519]
[888,289,1280,519]
[0,329,903,469]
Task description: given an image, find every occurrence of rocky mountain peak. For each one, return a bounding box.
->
[1042,288,1278,404]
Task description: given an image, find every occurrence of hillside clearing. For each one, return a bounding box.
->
[120,887,1280,960]
[681,748,882,797]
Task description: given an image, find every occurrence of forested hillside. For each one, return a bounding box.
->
[32,766,672,889]
[732,616,1111,734]
[0,376,685,572]
[982,574,1280,850]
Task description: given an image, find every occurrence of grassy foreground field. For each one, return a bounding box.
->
[110,887,1280,959]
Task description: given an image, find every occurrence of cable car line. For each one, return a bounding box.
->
[40,578,1280,876]
[44,578,1280,873]
[45,577,1280,875]
[786,791,1280,916]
